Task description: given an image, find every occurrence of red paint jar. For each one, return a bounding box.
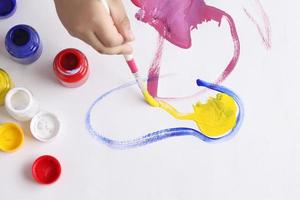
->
[53,48,89,88]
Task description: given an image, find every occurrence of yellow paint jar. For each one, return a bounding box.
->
[0,69,14,105]
[0,123,24,152]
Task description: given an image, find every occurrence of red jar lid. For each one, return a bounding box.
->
[32,155,61,184]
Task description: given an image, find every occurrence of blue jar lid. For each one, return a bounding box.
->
[5,24,41,59]
[0,0,16,19]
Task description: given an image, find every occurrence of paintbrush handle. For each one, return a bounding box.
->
[100,0,145,93]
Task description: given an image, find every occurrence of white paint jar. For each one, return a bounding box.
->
[5,87,39,121]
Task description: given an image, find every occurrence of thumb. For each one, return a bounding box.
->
[109,0,134,42]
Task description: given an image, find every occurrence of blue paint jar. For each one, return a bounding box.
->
[5,24,42,64]
[0,0,16,19]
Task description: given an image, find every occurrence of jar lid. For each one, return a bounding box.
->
[0,69,14,105]
[32,155,61,184]
[0,123,24,152]
[30,111,60,142]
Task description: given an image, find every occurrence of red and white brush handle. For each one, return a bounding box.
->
[100,0,146,93]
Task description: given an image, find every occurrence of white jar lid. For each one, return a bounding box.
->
[30,111,60,142]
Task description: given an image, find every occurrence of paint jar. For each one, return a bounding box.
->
[0,68,14,106]
[5,87,39,121]
[0,0,16,19]
[53,48,89,88]
[5,24,42,64]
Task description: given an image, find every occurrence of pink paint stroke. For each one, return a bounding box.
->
[243,0,272,49]
[147,35,164,97]
[134,3,240,99]
[158,7,240,100]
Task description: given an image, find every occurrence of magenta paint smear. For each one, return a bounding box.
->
[135,0,206,49]
[243,0,272,49]
[147,35,164,97]
[133,0,240,98]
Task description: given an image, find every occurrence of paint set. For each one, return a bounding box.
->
[0,0,90,184]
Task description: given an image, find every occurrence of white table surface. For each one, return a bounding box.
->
[0,0,299,199]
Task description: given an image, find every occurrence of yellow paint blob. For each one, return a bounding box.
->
[143,91,238,138]
[0,123,24,153]
[0,69,14,105]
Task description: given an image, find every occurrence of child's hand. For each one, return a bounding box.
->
[54,0,134,55]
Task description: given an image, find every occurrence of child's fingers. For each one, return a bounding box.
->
[109,0,135,42]
[80,32,133,55]
[54,0,133,55]
[93,32,133,54]
[92,1,124,47]
[77,32,104,53]
[105,43,133,55]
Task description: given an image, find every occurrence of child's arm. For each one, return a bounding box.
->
[54,0,134,55]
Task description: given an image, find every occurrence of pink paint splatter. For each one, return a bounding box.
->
[132,0,240,98]
[132,0,270,99]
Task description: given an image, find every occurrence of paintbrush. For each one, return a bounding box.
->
[99,0,146,95]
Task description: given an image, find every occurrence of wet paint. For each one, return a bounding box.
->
[85,79,244,149]
[143,89,237,138]
[133,2,240,98]
[133,0,271,100]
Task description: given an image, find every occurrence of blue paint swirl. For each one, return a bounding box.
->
[85,79,244,149]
